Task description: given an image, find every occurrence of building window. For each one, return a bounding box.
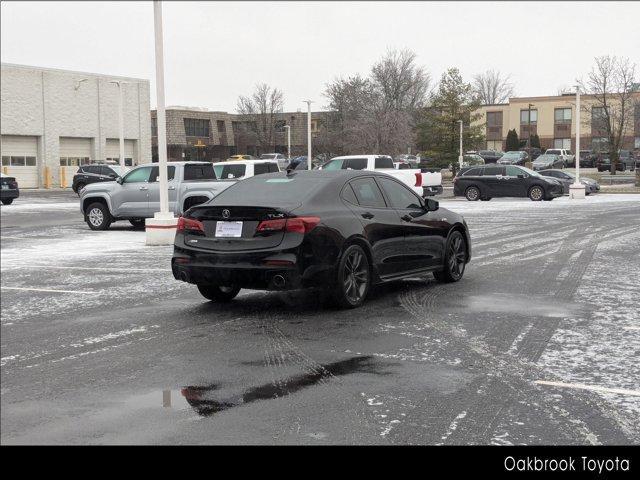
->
[520,109,537,124]
[3,156,36,166]
[184,118,210,137]
[60,157,90,166]
[151,117,157,137]
[635,137,640,149]
[486,111,502,126]
[554,138,571,149]
[217,120,226,133]
[554,108,572,124]
[275,120,286,133]
[311,120,319,133]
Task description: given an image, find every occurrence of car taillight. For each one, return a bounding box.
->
[414,172,422,187]
[177,216,204,234]
[453,176,458,183]
[256,216,320,234]
[10,181,18,189]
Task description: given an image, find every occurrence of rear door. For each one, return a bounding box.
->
[147,165,177,214]
[377,176,445,270]
[347,177,406,277]
[481,165,505,197]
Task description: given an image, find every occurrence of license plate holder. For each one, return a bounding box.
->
[215,221,243,238]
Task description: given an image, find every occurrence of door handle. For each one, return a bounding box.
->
[168,186,176,190]
[401,214,413,222]
[361,212,374,219]
[139,186,148,190]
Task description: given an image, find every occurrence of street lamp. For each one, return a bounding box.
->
[527,103,534,162]
[458,119,463,169]
[303,100,313,170]
[283,125,291,160]
[569,85,585,199]
[109,80,126,169]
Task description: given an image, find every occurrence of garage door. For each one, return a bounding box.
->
[1,135,39,188]
[106,139,136,166]
[54,137,93,187]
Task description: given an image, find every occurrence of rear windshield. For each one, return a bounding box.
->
[374,156,394,169]
[184,163,216,180]
[253,162,279,175]
[214,163,246,179]
[210,174,329,205]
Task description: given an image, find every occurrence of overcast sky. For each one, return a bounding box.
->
[2,1,639,112]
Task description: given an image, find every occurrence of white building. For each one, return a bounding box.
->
[1,63,151,188]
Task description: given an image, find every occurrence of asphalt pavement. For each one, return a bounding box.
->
[1,190,639,444]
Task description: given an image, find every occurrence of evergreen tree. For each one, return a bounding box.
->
[506,129,520,151]
[530,134,541,149]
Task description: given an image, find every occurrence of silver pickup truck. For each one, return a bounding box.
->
[79,161,236,230]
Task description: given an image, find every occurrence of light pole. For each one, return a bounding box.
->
[527,103,534,161]
[569,85,585,199]
[304,100,313,170]
[283,125,291,160]
[458,119,464,169]
[109,80,126,168]
[146,0,177,245]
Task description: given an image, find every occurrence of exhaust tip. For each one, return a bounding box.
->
[179,271,190,283]
[273,274,286,289]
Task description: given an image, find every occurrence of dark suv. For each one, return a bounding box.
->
[477,150,503,164]
[72,164,128,194]
[453,164,563,201]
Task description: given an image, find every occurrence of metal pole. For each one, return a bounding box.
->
[284,125,291,159]
[118,83,125,168]
[153,1,169,214]
[528,104,532,159]
[575,86,581,182]
[458,120,463,168]
[304,101,313,170]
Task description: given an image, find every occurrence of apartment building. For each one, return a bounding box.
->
[474,92,640,152]
[150,108,326,162]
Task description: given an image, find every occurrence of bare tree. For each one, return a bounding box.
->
[236,83,284,153]
[473,69,514,105]
[579,55,638,174]
[321,49,430,155]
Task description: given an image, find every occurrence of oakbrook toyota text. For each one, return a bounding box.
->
[504,456,631,474]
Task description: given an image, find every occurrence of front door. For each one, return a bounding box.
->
[502,165,528,197]
[111,166,153,217]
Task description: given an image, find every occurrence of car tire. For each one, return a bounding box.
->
[334,244,370,309]
[1,198,14,205]
[75,183,86,196]
[197,285,241,302]
[85,202,112,230]
[480,197,492,201]
[129,218,145,229]
[465,186,481,201]
[528,185,544,201]
[434,230,467,283]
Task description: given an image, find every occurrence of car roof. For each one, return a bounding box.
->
[330,154,392,160]
[220,159,278,164]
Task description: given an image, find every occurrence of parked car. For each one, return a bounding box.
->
[1,172,19,205]
[618,150,636,171]
[172,170,471,308]
[539,169,600,195]
[497,151,529,166]
[72,164,129,195]
[319,155,443,197]
[394,154,419,166]
[477,150,503,164]
[80,161,239,230]
[453,164,563,201]
[259,153,287,161]
[578,150,597,168]
[532,154,564,171]
[462,154,485,167]
[227,155,256,161]
[290,157,325,171]
[544,148,575,167]
[393,161,413,170]
[596,152,624,172]
[520,147,542,160]
[213,159,279,179]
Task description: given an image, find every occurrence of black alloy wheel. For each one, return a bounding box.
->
[434,231,467,283]
[335,245,370,308]
[465,186,480,201]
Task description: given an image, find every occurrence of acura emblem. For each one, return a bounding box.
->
[222,209,231,219]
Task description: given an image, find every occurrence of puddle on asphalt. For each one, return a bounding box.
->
[456,293,584,319]
[131,356,385,418]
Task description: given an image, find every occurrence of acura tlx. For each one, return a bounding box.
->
[172,170,471,308]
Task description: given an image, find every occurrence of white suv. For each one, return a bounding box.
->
[545,149,575,167]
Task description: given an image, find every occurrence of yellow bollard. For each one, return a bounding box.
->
[44,166,51,189]
[2,166,7,175]
[60,167,67,189]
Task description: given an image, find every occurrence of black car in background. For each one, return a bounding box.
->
[497,151,529,166]
[539,169,600,195]
[578,150,597,168]
[1,172,19,205]
[72,164,129,194]
[453,164,563,201]
[520,147,542,160]
[477,150,503,164]
[172,170,471,308]
[596,152,625,172]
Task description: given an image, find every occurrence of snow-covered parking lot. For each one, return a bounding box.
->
[1,192,639,444]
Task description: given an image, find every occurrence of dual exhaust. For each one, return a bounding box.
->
[176,269,286,290]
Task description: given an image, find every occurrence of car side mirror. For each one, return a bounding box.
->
[424,198,439,211]
[517,174,525,179]
[116,176,124,185]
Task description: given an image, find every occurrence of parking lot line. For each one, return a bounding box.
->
[534,380,640,397]
[623,326,640,331]
[1,286,97,295]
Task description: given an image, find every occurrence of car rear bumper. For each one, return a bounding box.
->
[0,188,19,199]
[423,185,443,197]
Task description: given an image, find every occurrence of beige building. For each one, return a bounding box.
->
[474,92,640,152]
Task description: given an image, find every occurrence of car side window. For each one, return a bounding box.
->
[123,166,152,183]
[350,178,386,208]
[505,166,522,177]
[323,159,343,170]
[148,166,176,182]
[374,157,394,169]
[341,184,359,205]
[344,158,367,170]
[377,177,422,210]
[463,167,483,176]
[268,163,279,173]
[484,166,504,176]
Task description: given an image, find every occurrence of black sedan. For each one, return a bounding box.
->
[477,150,503,164]
[532,153,564,171]
[172,170,471,308]
[1,172,19,205]
[453,164,563,201]
[497,151,529,166]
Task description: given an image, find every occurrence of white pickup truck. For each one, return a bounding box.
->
[319,155,442,197]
